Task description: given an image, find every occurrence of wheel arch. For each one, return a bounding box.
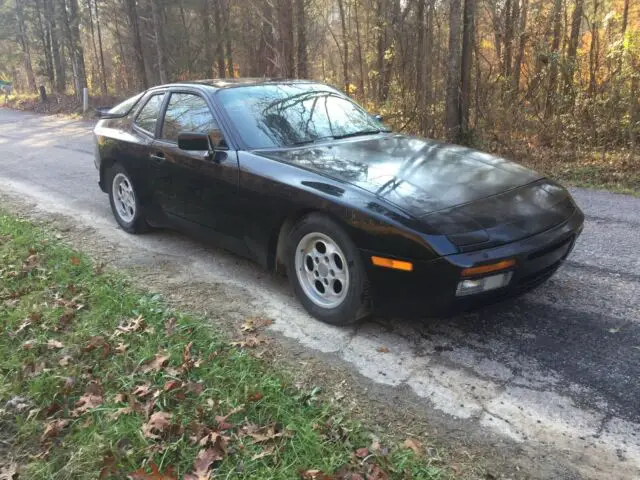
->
[270,208,354,274]
[99,156,117,192]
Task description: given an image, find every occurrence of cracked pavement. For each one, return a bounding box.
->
[0,108,639,479]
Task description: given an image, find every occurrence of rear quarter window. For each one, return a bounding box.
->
[108,93,144,115]
[134,94,165,134]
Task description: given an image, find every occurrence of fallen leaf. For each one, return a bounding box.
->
[58,355,73,367]
[115,342,128,354]
[365,464,388,480]
[608,327,621,334]
[114,393,127,403]
[94,261,106,275]
[232,335,268,348]
[22,339,36,350]
[70,256,81,266]
[250,445,275,460]
[376,346,390,353]
[248,392,263,402]
[184,446,225,480]
[82,336,111,358]
[22,253,40,272]
[128,463,177,480]
[41,419,70,442]
[164,317,177,335]
[0,461,19,480]
[244,422,289,443]
[142,411,172,439]
[72,391,103,416]
[187,382,204,395]
[163,380,182,392]
[300,470,331,480]
[98,454,118,479]
[47,339,64,350]
[355,447,370,458]
[132,384,154,399]
[215,405,245,430]
[116,316,145,335]
[403,438,423,457]
[141,352,170,374]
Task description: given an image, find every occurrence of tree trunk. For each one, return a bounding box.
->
[34,0,55,89]
[336,0,349,94]
[460,0,476,143]
[86,0,100,92]
[295,0,308,78]
[354,0,365,96]
[222,0,234,78]
[503,0,513,78]
[588,0,599,97]
[15,0,37,93]
[65,0,87,99]
[512,0,528,92]
[416,0,426,100]
[151,0,168,84]
[94,0,107,94]
[563,0,584,98]
[544,0,563,119]
[45,0,65,93]
[446,0,462,142]
[375,0,386,103]
[125,0,148,89]
[202,0,213,78]
[214,0,226,77]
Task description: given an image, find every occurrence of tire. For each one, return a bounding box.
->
[106,163,149,234]
[286,213,371,325]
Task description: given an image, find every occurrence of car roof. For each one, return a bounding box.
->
[157,78,319,91]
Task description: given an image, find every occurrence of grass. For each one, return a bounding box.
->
[0,212,446,480]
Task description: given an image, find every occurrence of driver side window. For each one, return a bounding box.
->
[161,93,220,143]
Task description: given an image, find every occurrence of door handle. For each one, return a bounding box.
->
[149,152,165,163]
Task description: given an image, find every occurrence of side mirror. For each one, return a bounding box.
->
[178,132,212,151]
[374,114,384,122]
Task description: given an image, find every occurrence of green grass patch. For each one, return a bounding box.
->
[0,213,446,480]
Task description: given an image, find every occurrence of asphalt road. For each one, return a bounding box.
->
[1,109,639,478]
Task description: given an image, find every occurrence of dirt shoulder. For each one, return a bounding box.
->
[0,182,606,480]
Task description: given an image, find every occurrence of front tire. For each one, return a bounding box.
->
[107,163,148,234]
[286,213,371,325]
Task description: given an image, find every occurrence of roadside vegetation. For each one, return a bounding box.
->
[0,212,448,480]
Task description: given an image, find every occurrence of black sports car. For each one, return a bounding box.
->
[93,79,584,325]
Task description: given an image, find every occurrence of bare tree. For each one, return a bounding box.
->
[15,0,37,92]
[460,0,476,141]
[296,0,307,78]
[151,0,168,84]
[446,0,462,141]
[544,0,563,119]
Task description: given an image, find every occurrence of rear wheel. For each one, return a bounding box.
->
[286,213,370,325]
[107,163,148,234]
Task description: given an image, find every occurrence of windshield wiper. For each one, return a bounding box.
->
[333,129,389,140]
[289,135,335,147]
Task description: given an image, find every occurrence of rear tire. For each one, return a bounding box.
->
[106,163,149,234]
[286,213,371,325]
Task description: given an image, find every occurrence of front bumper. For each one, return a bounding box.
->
[363,207,584,317]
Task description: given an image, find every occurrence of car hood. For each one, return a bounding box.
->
[255,135,577,249]
[255,134,543,214]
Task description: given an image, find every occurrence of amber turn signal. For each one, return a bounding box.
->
[371,256,414,272]
[461,259,516,277]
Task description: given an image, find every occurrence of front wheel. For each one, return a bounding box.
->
[286,213,371,325]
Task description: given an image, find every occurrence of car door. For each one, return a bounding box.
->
[149,90,246,254]
[114,90,165,203]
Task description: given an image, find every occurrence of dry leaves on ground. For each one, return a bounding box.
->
[128,463,177,480]
[140,352,170,373]
[40,419,70,442]
[142,411,172,439]
[184,447,225,480]
[403,438,423,457]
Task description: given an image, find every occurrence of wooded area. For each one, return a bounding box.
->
[0,0,638,157]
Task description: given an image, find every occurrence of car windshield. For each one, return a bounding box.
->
[216,83,388,149]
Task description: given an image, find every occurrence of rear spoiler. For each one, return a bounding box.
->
[95,107,126,119]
